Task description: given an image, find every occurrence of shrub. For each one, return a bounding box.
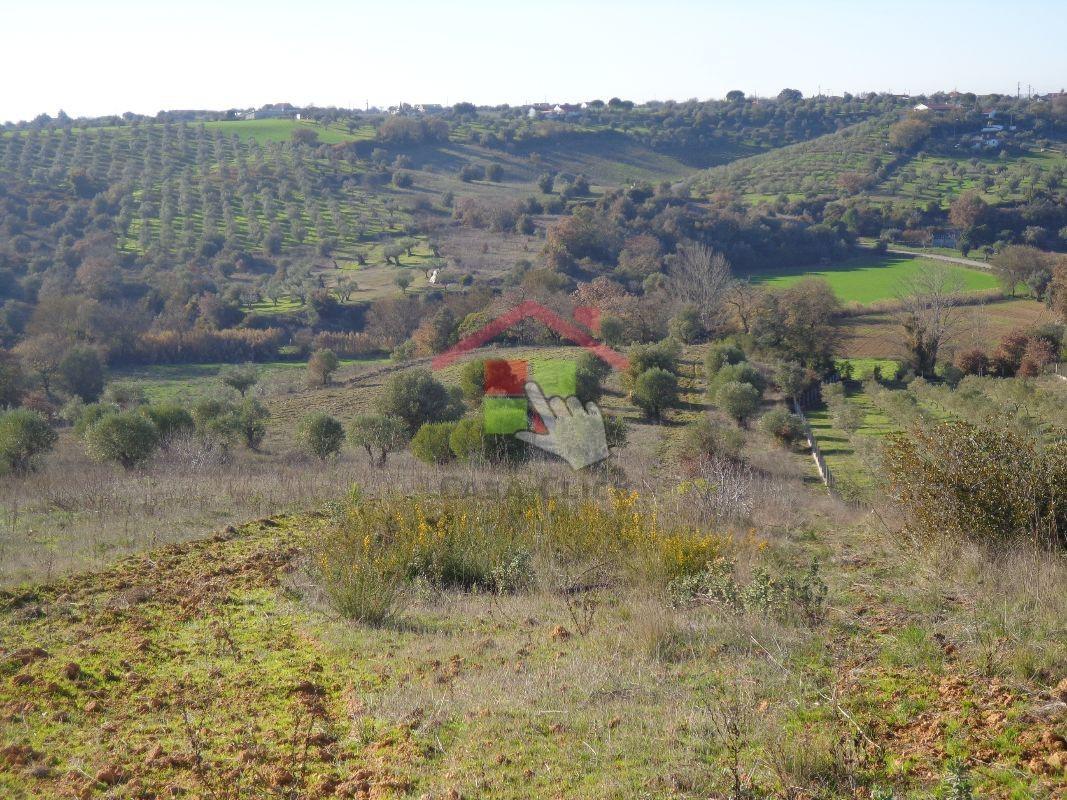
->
[233,398,270,450]
[297,413,345,460]
[668,305,704,344]
[675,417,744,467]
[0,409,57,474]
[715,381,761,426]
[448,416,487,462]
[576,350,612,381]
[631,367,678,419]
[709,362,766,397]
[574,365,602,404]
[307,348,340,387]
[883,420,1066,549]
[410,421,457,464]
[140,403,194,446]
[191,399,239,444]
[349,415,408,467]
[458,358,487,404]
[310,488,730,624]
[598,315,626,346]
[705,342,745,377]
[954,349,989,376]
[668,558,828,624]
[447,416,525,464]
[378,368,463,433]
[103,381,147,409]
[85,411,159,469]
[625,340,680,387]
[830,401,864,435]
[73,401,120,438]
[458,163,484,182]
[219,364,259,396]
[759,408,805,448]
[603,414,628,448]
[57,346,105,402]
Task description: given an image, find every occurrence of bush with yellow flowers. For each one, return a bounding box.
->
[310,484,730,624]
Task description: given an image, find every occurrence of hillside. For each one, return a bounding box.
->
[691,99,1067,221]
[2,337,1065,799]
[690,116,896,201]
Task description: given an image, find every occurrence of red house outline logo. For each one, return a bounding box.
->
[430,300,629,372]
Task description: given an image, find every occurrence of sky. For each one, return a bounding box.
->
[1,0,1064,123]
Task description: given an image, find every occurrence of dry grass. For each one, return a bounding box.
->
[839,297,1059,359]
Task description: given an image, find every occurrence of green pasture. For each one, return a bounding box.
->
[836,358,901,381]
[109,357,387,405]
[201,118,369,144]
[748,252,998,304]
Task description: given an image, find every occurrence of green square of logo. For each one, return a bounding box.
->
[484,396,528,434]
[529,359,576,398]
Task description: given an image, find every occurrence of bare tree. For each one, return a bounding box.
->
[724,280,762,334]
[665,243,734,334]
[894,268,970,377]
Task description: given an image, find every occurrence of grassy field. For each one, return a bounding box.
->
[110,357,388,405]
[836,357,901,380]
[200,118,372,143]
[748,251,999,304]
[2,465,1063,798]
[840,297,1058,358]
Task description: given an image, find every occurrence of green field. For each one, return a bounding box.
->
[110,357,388,404]
[835,357,900,380]
[748,252,999,304]
[200,118,371,143]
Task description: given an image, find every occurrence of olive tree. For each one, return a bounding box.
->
[234,398,270,450]
[758,408,805,448]
[378,369,463,434]
[140,403,194,447]
[219,364,259,396]
[631,367,678,420]
[297,412,345,460]
[716,381,761,426]
[349,415,408,467]
[0,409,57,474]
[85,411,159,469]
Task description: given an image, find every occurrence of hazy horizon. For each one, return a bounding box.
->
[3,0,1064,124]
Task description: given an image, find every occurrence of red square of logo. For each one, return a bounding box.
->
[484,359,527,396]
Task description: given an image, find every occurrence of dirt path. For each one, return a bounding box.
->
[885,246,993,271]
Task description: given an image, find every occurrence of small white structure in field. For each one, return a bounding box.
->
[426,268,441,285]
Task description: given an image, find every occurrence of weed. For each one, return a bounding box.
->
[311,486,730,625]
[668,558,829,624]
